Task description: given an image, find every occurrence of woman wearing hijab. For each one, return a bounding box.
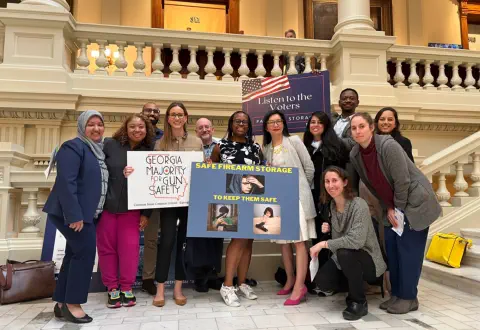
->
[43,110,108,324]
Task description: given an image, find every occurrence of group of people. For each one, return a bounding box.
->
[43,88,440,324]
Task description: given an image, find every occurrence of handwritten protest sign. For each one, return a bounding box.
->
[187,162,300,240]
[127,151,204,209]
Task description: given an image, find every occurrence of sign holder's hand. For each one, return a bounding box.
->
[124,166,134,178]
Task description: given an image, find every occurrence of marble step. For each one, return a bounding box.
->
[460,228,480,245]
[422,260,480,296]
[463,245,480,267]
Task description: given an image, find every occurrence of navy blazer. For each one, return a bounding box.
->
[43,138,102,225]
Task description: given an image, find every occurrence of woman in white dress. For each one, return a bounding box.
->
[262,110,317,306]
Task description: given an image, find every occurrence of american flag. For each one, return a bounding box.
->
[242,76,290,102]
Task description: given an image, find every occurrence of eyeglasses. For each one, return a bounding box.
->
[233,119,249,126]
[143,108,160,114]
[267,120,283,126]
[169,114,185,119]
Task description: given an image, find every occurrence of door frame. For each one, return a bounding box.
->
[151,0,240,34]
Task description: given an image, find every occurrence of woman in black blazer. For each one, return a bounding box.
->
[374,107,414,163]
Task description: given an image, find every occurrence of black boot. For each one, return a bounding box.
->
[342,301,368,321]
[61,304,93,324]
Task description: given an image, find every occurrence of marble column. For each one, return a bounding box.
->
[335,0,374,33]
[20,0,70,11]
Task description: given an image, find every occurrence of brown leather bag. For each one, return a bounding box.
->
[0,260,56,305]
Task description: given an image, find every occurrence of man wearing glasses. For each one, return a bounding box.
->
[141,102,163,295]
[142,102,164,144]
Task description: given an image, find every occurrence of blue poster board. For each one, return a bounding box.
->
[242,72,331,135]
[187,163,300,240]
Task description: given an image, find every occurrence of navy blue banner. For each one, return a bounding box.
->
[187,162,300,240]
[242,72,331,135]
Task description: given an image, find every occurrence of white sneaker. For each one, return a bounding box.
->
[237,283,258,300]
[220,284,241,307]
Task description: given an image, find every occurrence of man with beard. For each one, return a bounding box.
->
[332,88,360,194]
[141,102,163,295]
[142,102,163,144]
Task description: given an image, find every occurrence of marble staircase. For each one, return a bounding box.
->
[422,228,480,296]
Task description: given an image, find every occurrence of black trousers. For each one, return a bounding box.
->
[314,249,377,303]
[155,207,188,283]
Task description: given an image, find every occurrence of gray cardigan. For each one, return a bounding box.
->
[263,135,317,220]
[328,197,387,277]
[350,134,441,231]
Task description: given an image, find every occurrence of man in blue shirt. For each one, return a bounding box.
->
[142,102,164,145]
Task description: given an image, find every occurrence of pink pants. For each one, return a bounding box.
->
[97,210,141,291]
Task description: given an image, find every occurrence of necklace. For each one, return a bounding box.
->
[273,145,285,155]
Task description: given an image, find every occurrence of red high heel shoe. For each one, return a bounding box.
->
[277,288,293,295]
[283,286,307,306]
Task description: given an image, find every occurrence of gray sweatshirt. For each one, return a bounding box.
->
[327,197,387,277]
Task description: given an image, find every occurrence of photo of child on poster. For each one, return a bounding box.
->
[253,204,281,235]
[207,204,239,232]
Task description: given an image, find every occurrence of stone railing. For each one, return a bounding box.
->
[72,24,332,79]
[420,131,480,207]
[387,45,480,92]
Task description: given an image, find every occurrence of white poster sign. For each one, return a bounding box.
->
[127,151,204,209]
[51,229,98,273]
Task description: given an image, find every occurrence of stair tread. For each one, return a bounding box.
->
[460,228,480,238]
[423,260,480,279]
[465,245,480,256]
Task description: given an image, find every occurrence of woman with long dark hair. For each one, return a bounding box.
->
[210,111,263,307]
[374,107,414,162]
[125,102,203,307]
[263,110,316,306]
[303,112,348,240]
[349,112,441,314]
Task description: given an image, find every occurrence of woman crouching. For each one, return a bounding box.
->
[310,166,386,321]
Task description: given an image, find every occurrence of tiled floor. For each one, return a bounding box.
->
[1,278,480,330]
